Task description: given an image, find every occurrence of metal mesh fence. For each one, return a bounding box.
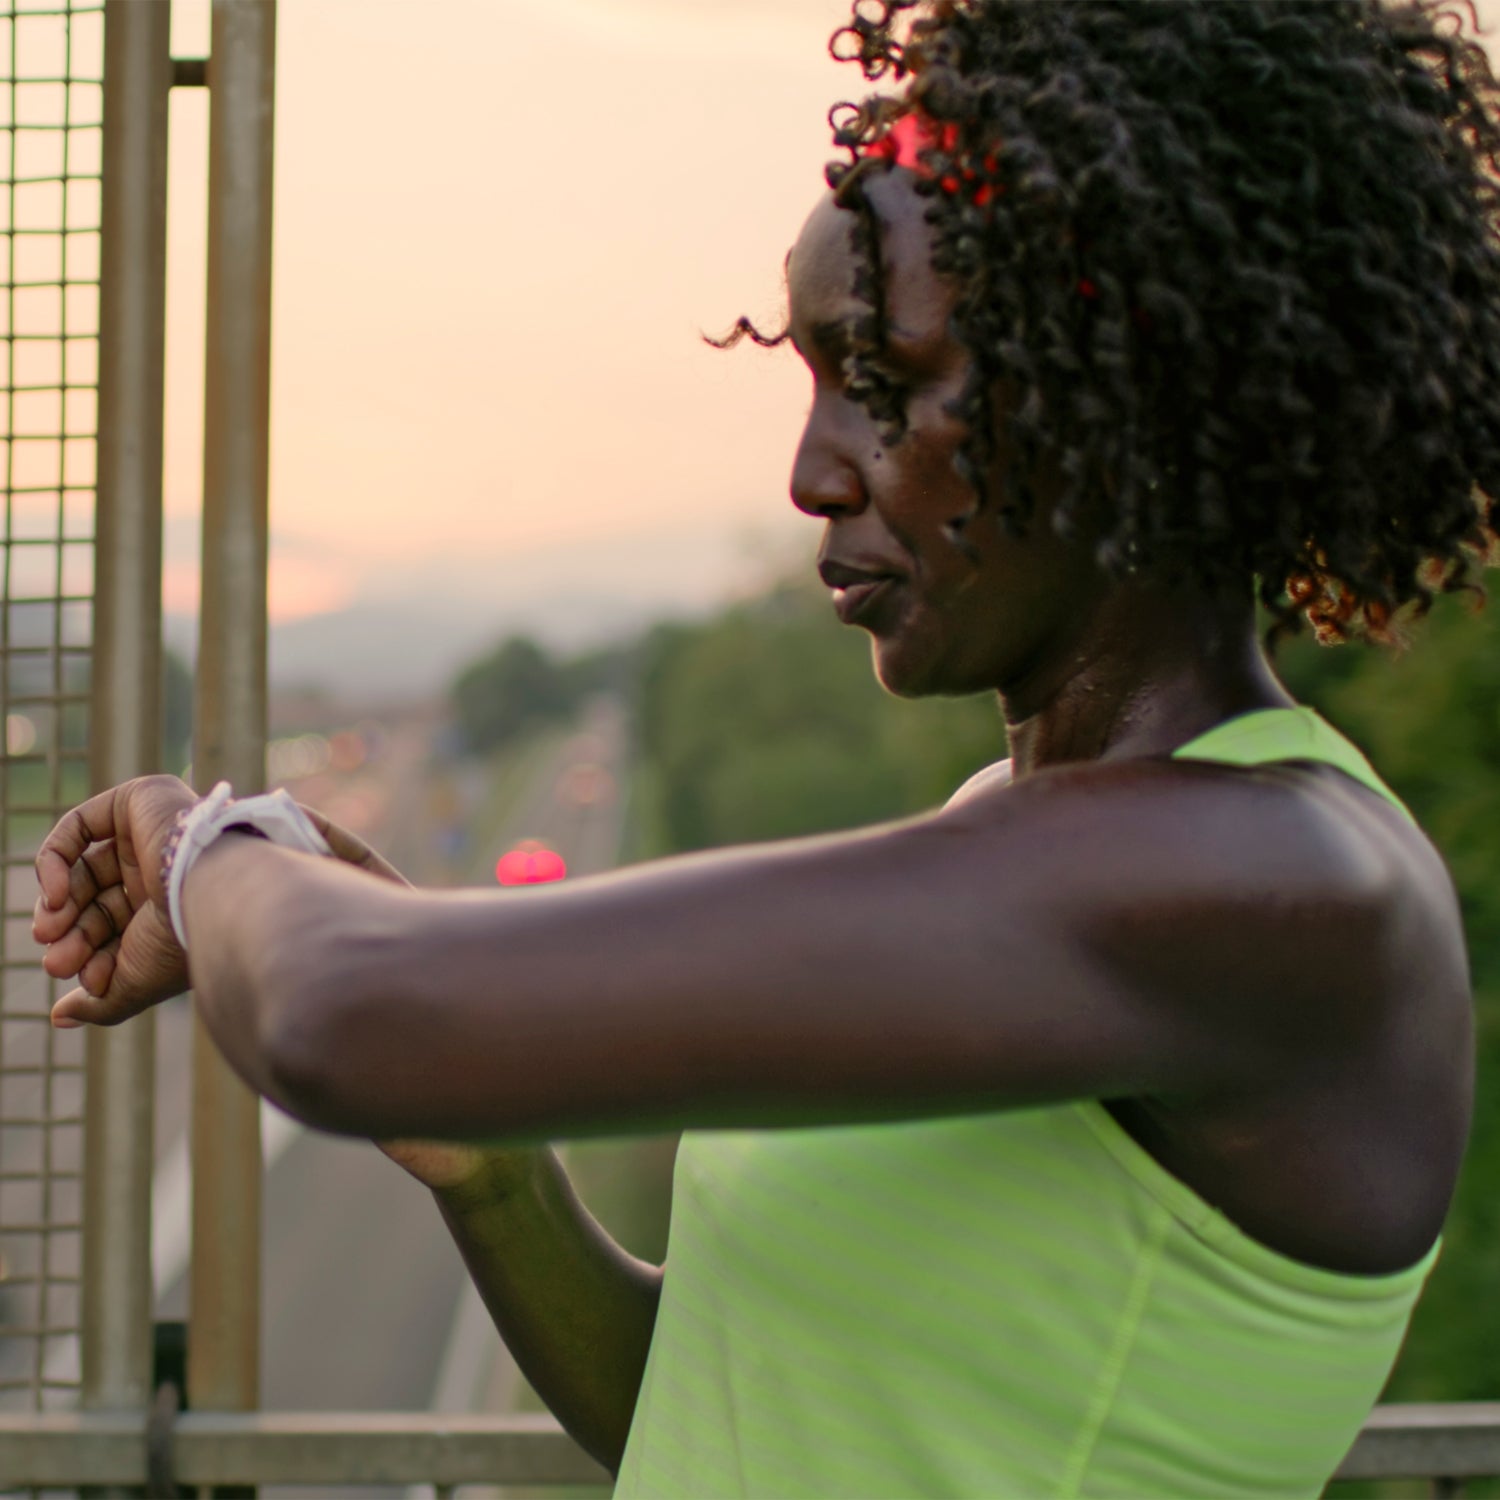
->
[0,0,104,1431]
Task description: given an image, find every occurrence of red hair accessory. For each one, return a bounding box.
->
[862,111,1001,208]
[861,112,1130,316]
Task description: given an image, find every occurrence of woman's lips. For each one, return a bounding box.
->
[818,558,905,627]
[832,576,899,626]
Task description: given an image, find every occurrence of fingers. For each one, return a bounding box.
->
[36,776,196,913]
[38,882,133,978]
[34,827,134,986]
[34,786,126,909]
[297,803,410,887]
[78,938,120,1000]
[41,925,93,979]
[80,840,125,906]
[33,892,75,945]
[296,803,364,864]
[45,937,121,1028]
[32,839,126,940]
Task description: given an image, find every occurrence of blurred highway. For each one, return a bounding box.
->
[148,697,632,1499]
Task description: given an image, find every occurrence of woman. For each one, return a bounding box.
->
[32,2,1499,1494]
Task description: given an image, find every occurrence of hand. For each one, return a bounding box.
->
[33,781,411,1030]
[294,804,411,888]
[378,1137,490,1191]
[377,1137,538,1207]
[32,775,199,1028]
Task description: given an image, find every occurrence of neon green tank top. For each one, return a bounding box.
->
[614,707,1440,1499]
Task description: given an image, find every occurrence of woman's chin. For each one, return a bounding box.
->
[871,629,1007,700]
[870,637,947,700]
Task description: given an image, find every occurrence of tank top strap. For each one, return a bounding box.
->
[1170,705,1416,824]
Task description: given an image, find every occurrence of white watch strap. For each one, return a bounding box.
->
[166,780,334,949]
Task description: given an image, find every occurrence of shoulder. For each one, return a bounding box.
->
[927,752,1467,1066]
[944,757,1014,809]
[942,748,1441,905]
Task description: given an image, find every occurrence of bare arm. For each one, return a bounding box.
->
[431,1150,660,1474]
[176,755,1420,1143]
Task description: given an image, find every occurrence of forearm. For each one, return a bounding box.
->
[175,776,1231,1144]
[174,805,1014,1140]
[434,1147,662,1476]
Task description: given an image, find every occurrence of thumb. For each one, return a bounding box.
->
[51,984,108,1029]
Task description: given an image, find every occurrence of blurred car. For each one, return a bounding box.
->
[496,839,567,885]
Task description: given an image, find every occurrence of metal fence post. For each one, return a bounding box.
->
[188,0,277,1424]
[81,0,172,1419]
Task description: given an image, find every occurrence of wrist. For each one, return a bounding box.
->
[178,830,281,955]
[434,1147,545,1218]
[161,782,335,949]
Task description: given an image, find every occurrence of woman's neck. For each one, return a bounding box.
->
[1000,583,1296,778]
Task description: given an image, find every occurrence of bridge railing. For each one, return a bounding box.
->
[1,8,1494,1500]
[2,1401,1499,1497]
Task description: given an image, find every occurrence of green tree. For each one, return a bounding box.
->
[451,636,570,755]
[634,579,1006,854]
[450,635,641,757]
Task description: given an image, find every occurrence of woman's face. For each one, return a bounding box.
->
[786,170,1109,701]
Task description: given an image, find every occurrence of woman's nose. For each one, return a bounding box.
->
[789,402,867,519]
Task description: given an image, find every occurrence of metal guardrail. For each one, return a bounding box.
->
[0,1412,608,1492]
[0,1403,1496,1494]
[0,0,106,1428]
[187,0,276,1421]
[81,0,169,1430]
[4,2,274,1486]
[1340,1403,1500,1485]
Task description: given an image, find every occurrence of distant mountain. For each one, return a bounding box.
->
[161,520,807,702]
[273,595,643,700]
[167,596,630,703]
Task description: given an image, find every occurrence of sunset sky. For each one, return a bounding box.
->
[162,0,859,634]
[159,0,1500,648]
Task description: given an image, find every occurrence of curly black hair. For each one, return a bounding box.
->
[723,0,1500,643]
